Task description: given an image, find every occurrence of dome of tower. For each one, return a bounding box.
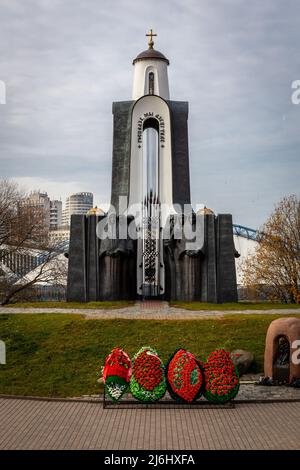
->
[197,206,215,216]
[87,206,105,216]
[132,31,170,100]
[133,48,169,65]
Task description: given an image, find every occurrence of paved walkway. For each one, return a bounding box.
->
[0,397,299,449]
[1,301,299,320]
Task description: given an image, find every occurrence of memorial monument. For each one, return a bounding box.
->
[67,31,238,302]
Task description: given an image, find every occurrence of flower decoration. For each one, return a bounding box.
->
[130,346,166,402]
[103,347,132,402]
[166,348,205,403]
[203,349,240,403]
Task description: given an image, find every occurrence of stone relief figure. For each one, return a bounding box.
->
[274,336,290,366]
[164,214,203,301]
[99,216,137,300]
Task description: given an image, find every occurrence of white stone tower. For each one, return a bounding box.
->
[67,32,238,304]
[110,30,192,297]
[130,31,177,296]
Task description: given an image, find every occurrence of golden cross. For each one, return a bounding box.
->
[146,29,157,49]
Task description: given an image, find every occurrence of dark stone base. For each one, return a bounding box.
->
[66,214,137,302]
[66,213,237,303]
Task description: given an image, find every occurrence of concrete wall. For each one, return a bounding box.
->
[234,235,258,285]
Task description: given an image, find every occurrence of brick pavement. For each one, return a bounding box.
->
[0,397,299,449]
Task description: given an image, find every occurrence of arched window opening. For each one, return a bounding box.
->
[142,119,159,201]
[148,72,155,95]
[142,118,160,296]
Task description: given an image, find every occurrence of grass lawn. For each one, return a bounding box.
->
[1,313,300,398]
[3,301,134,309]
[171,302,300,311]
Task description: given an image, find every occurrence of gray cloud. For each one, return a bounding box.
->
[0,0,299,228]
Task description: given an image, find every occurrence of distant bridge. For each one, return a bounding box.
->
[232,224,259,241]
[34,240,70,265]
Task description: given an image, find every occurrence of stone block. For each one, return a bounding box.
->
[264,317,300,384]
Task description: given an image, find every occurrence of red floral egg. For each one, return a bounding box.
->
[103,348,132,402]
[204,349,240,403]
[166,349,204,402]
[130,346,166,401]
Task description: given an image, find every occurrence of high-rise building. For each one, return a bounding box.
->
[24,192,50,224]
[50,200,62,230]
[62,192,93,226]
[49,226,70,245]
[19,191,51,244]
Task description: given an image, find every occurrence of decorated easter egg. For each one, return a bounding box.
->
[166,348,205,402]
[103,347,132,402]
[204,349,240,403]
[130,346,166,402]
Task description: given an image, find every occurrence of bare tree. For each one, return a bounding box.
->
[242,195,300,303]
[0,179,23,247]
[0,179,67,304]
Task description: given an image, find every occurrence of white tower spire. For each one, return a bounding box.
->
[132,30,170,100]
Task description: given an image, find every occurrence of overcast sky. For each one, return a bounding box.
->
[0,0,299,228]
